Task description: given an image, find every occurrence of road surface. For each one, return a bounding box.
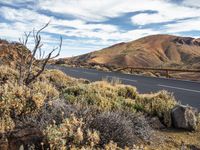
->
[48,65,200,110]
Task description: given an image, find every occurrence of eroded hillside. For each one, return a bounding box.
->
[67,34,200,69]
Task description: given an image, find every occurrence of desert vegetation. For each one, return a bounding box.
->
[0,64,199,149]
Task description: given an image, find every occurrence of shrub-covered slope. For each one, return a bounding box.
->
[0,40,31,68]
[0,65,199,150]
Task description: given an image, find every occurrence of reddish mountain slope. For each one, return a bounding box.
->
[68,34,200,69]
[0,39,31,68]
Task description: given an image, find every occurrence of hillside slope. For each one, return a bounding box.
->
[68,34,200,69]
[0,39,31,68]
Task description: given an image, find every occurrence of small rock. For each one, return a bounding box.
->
[171,105,198,131]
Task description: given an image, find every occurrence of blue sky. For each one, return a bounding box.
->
[0,0,200,58]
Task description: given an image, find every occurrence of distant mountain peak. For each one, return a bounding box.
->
[61,34,200,69]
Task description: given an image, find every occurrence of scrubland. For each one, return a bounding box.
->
[0,65,199,150]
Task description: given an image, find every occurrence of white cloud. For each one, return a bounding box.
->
[131,2,200,25]
[182,0,200,7]
[164,18,200,33]
[37,0,171,22]
[0,6,160,43]
[131,13,169,25]
[38,0,200,26]
[0,6,118,36]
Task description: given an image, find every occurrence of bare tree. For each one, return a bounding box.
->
[17,22,62,85]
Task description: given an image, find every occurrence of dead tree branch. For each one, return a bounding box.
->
[17,22,62,85]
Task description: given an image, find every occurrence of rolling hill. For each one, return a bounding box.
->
[0,39,31,68]
[67,34,200,69]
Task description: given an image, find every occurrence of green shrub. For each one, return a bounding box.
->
[63,81,137,112]
[136,90,177,127]
[39,69,73,89]
[117,85,137,99]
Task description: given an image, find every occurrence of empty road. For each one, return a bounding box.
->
[48,65,200,109]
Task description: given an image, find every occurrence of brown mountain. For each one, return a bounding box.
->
[0,39,31,68]
[68,34,200,69]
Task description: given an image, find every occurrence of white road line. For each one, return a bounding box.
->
[158,84,200,93]
[107,76,137,82]
[83,71,97,75]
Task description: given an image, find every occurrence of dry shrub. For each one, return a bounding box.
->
[0,80,59,133]
[20,100,79,130]
[88,111,153,148]
[0,65,19,84]
[89,112,138,147]
[136,90,177,127]
[30,81,59,108]
[44,114,140,150]
[39,69,73,89]
[102,76,122,85]
[44,115,100,149]
[63,81,137,112]
[0,83,29,115]
[117,85,137,99]
[0,83,28,132]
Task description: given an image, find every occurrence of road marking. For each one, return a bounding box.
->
[158,84,200,93]
[83,71,97,75]
[107,76,137,82]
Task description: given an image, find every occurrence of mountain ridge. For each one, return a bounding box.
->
[66,34,200,69]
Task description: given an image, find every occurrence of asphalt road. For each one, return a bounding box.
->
[48,65,200,109]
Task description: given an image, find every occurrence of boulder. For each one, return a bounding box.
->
[171,105,199,130]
